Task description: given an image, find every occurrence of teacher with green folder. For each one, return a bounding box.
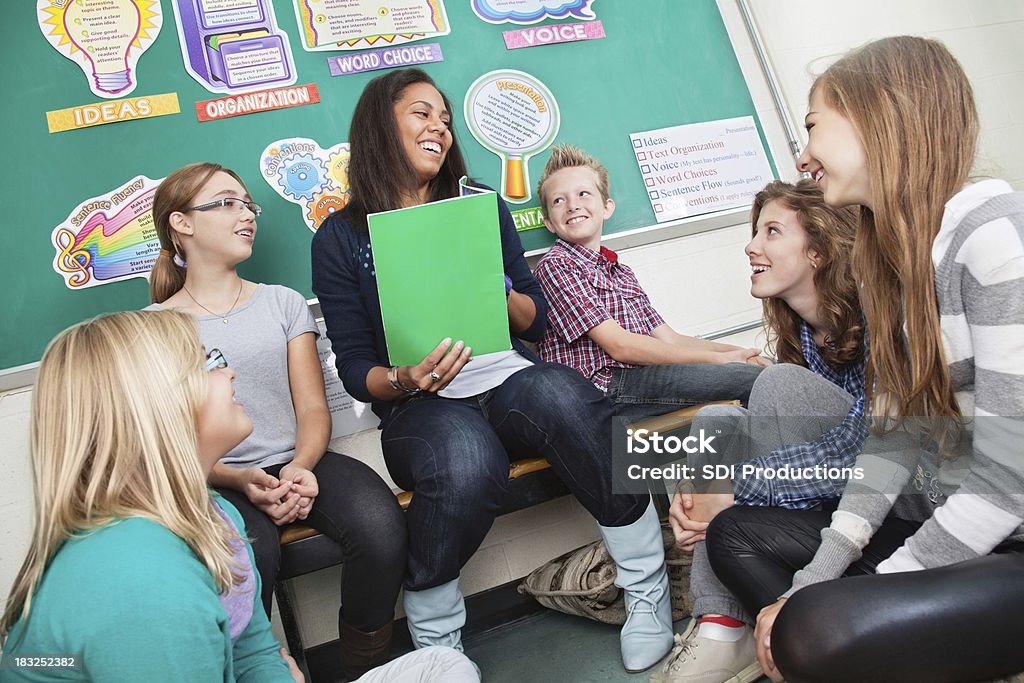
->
[311,68,674,673]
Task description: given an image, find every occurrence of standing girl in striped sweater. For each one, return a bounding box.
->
[705,36,1024,683]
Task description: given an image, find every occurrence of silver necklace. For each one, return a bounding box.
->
[183,280,243,325]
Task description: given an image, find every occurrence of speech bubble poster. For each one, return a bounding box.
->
[471,0,596,24]
[38,0,162,99]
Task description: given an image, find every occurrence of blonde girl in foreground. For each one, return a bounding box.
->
[0,311,478,683]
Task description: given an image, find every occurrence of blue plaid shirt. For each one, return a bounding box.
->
[733,322,868,508]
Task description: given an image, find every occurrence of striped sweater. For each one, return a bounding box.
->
[786,180,1024,595]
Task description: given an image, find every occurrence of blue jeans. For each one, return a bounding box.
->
[381,362,648,590]
[606,362,763,420]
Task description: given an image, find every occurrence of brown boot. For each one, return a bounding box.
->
[339,619,393,681]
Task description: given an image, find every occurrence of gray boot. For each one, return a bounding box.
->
[402,578,466,652]
[599,498,673,672]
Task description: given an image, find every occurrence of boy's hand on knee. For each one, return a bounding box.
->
[669,490,708,551]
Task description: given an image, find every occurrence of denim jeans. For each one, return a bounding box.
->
[381,362,648,590]
[606,362,763,421]
[216,451,407,631]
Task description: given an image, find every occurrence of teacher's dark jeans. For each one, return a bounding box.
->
[381,362,648,591]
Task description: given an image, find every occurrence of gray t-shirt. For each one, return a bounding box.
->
[150,284,319,468]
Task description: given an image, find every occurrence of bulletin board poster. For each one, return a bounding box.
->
[464,70,560,205]
[630,116,773,222]
[37,0,163,99]
[170,0,297,94]
[260,137,352,232]
[51,175,162,290]
[471,0,596,24]
[316,318,380,437]
[293,0,450,52]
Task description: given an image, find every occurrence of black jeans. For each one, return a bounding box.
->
[707,505,1024,682]
[217,451,407,632]
[381,362,647,590]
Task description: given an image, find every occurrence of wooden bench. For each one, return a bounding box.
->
[275,401,738,673]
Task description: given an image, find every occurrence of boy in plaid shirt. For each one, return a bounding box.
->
[534,144,765,419]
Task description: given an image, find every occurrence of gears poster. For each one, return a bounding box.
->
[260,137,351,231]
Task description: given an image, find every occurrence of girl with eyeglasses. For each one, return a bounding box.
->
[149,163,406,679]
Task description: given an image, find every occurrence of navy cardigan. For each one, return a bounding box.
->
[310,192,548,420]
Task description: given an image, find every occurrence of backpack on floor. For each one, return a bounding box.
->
[517,520,692,625]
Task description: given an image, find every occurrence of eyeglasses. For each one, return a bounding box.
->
[205,348,228,372]
[186,197,262,217]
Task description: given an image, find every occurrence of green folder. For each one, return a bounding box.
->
[368,191,512,366]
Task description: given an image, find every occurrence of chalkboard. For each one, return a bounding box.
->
[0,0,771,371]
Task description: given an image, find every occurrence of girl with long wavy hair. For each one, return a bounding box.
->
[706,36,1024,683]
[655,180,865,683]
[311,68,674,673]
[148,162,406,679]
[0,310,302,681]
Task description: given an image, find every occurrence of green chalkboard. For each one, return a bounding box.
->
[0,0,770,371]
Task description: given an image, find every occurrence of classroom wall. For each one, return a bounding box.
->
[745,0,1024,189]
[4,0,1023,650]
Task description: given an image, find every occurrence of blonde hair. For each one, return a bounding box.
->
[537,144,611,216]
[751,180,862,368]
[814,36,976,427]
[1,310,241,640]
[150,163,248,304]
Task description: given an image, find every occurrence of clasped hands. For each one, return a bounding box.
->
[242,464,318,526]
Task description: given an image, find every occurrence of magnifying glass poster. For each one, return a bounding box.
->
[464,69,560,205]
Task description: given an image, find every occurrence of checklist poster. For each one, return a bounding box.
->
[630,116,773,222]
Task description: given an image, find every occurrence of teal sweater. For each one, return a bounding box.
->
[1,499,291,682]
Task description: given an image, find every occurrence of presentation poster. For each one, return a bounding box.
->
[51,175,162,289]
[630,116,774,222]
[293,0,449,51]
[37,0,162,99]
[464,69,560,205]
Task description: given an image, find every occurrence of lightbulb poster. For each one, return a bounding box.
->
[37,0,163,99]
[51,175,163,289]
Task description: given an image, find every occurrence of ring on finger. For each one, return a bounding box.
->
[429,371,442,382]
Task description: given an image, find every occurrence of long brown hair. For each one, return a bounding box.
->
[149,162,248,304]
[751,180,862,368]
[344,68,468,230]
[814,36,976,423]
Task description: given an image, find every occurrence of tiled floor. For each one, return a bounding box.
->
[465,612,770,683]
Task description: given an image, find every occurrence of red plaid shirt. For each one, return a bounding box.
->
[535,239,665,391]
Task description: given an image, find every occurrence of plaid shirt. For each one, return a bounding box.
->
[535,239,665,391]
[733,321,868,508]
